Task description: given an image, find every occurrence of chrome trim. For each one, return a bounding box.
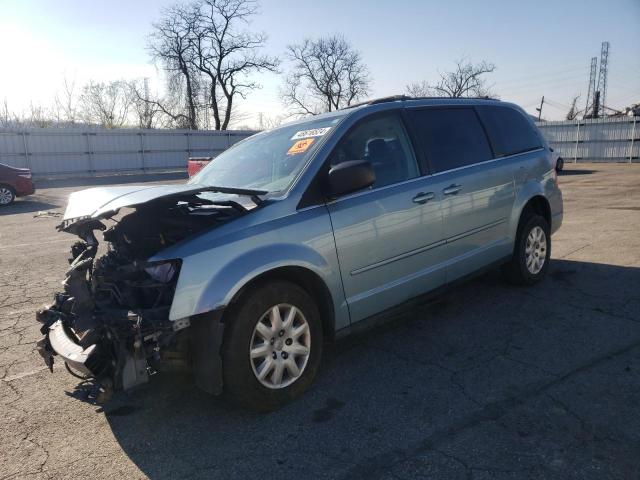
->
[351,239,446,276]
[446,219,506,243]
[350,218,506,276]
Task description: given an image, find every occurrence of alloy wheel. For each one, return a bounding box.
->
[0,187,14,205]
[525,226,547,274]
[249,303,311,389]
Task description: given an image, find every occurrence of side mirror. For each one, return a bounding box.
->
[327,160,376,197]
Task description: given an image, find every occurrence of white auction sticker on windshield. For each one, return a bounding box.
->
[290,127,332,141]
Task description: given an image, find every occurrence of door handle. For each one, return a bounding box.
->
[443,184,462,195]
[412,192,435,204]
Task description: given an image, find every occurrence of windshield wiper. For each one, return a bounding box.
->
[192,185,268,207]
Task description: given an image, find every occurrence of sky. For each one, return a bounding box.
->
[0,0,639,126]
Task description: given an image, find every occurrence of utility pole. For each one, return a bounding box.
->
[584,57,598,118]
[596,41,610,116]
[536,96,545,121]
[592,91,601,118]
[143,77,150,128]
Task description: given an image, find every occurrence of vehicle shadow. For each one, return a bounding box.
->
[97,258,640,479]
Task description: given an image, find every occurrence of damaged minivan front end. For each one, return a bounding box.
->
[36,183,265,399]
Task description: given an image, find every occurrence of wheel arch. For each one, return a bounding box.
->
[0,183,16,193]
[225,266,336,341]
[520,195,551,225]
[513,194,551,242]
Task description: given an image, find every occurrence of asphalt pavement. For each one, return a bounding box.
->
[1,164,639,479]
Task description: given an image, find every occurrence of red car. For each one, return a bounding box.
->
[187,157,212,177]
[0,163,35,206]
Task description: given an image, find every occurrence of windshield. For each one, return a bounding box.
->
[189,114,346,193]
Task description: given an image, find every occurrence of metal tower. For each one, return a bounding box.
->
[596,41,610,114]
[584,56,598,118]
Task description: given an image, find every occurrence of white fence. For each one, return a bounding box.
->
[536,116,639,163]
[1,117,638,178]
[0,128,256,177]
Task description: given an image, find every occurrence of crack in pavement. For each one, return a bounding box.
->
[341,337,640,479]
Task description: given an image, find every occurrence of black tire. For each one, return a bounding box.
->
[502,214,551,285]
[222,280,323,411]
[556,157,564,172]
[0,185,16,206]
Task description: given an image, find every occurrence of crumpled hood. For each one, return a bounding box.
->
[60,182,267,229]
[62,184,211,222]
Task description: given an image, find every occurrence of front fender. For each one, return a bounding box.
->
[197,243,334,315]
[165,205,349,330]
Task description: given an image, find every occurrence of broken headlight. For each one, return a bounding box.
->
[145,260,179,283]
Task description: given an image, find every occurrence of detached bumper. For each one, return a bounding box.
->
[46,320,97,376]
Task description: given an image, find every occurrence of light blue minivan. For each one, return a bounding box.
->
[38,96,562,410]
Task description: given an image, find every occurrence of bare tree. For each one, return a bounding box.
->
[125,78,164,128]
[406,58,496,98]
[148,4,200,129]
[147,0,277,130]
[27,103,54,128]
[0,98,15,127]
[79,80,133,128]
[257,112,285,130]
[282,35,370,115]
[405,81,430,98]
[53,77,79,125]
[189,0,279,129]
[566,94,581,120]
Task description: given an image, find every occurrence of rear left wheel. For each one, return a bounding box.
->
[0,185,15,206]
[222,280,323,411]
[502,214,551,285]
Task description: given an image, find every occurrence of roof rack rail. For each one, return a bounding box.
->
[343,94,498,110]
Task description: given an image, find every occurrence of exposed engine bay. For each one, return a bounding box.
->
[36,185,264,401]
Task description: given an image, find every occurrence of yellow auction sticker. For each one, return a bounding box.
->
[287,138,315,155]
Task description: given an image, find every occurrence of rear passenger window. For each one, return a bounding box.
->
[476,106,542,157]
[407,108,493,173]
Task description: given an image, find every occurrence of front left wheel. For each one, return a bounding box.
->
[222,280,323,411]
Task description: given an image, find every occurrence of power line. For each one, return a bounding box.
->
[496,70,589,89]
[496,66,589,86]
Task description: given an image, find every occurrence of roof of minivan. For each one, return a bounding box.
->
[274,96,520,131]
[347,95,507,111]
[342,95,527,119]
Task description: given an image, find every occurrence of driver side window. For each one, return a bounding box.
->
[331,113,419,189]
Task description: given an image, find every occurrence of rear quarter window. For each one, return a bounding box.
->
[476,105,542,157]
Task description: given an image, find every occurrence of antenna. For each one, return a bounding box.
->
[584,57,598,118]
[596,41,610,115]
